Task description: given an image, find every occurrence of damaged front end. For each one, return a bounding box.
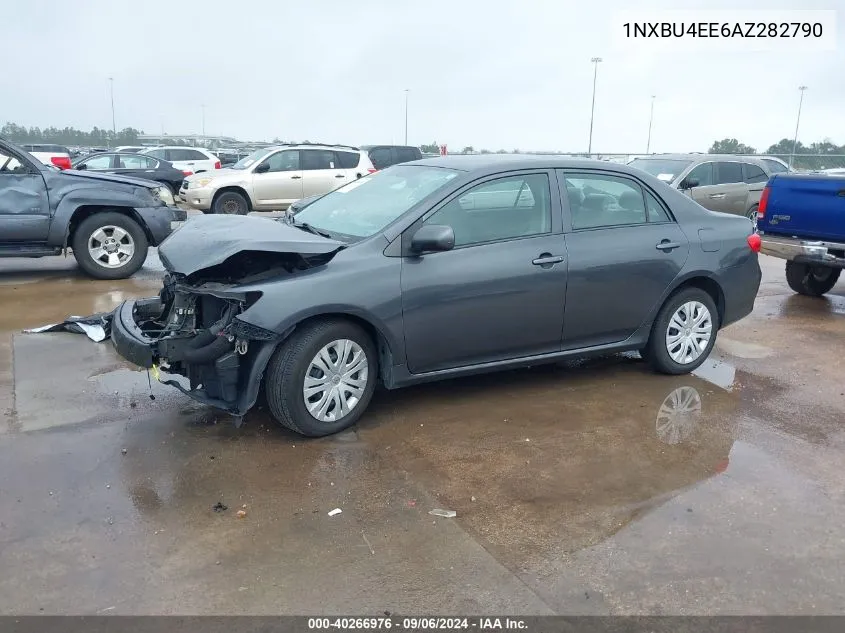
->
[112,274,283,416]
[111,213,347,416]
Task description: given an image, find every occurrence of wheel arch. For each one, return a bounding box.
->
[664,273,726,326]
[66,205,152,249]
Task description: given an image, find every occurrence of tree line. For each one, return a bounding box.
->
[709,137,845,170]
[1,122,143,147]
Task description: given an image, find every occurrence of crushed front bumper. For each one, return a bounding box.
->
[111,298,280,417]
[111,300,157,368]
[760,233,845,269]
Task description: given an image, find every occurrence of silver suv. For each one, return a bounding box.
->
[180,144,376,215]
[628,154,774,220]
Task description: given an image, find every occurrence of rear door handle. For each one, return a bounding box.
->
[708,193,726,199]
[291,175,301,179]
[656,240,681,251]
[532,254,565,266]
[335,174,345,178]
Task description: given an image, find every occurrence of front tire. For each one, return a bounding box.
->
[71,212,148,279]
[265,319,378,437]
[212,191,249,215]
[785,261,841,297]
[645,287,719,375]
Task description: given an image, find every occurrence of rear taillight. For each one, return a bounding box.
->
[52,156,72,170]
[747,233,761,253]
[367,168,378,174]
[214,161,221,169]
[182,170,193,176]
[757,186,770,219]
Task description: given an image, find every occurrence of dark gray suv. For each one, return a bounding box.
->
[111,155,761,436]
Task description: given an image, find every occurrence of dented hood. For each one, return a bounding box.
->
[158,214,345,276]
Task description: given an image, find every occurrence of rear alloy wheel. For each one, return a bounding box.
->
[212,191,249,215]
[71,212,148,279]
[645,287,719,375]
[785,261,841,297]
[265,319,378,437]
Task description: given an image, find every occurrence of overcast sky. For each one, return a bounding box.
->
[4,0,843,153]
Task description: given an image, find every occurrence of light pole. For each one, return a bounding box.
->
[201,104,206,137]
[587,57,602,155]
[404,89,409,145]
[789,86,807,168]
[646,95,656,154]
[108,77,116,141]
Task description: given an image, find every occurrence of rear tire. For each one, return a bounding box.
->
[71,212,148,280]
[785,261,841,297]
[264,319,378,437]
[645,287,719,375]
[212,191,249,215]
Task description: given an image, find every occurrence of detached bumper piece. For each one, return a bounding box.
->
[760,233,845,269]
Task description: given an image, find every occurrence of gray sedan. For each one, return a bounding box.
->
[111,155,762,436]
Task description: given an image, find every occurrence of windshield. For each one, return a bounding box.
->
[628,158,693,183]
[293,165,460,239]
[231,148,272,170]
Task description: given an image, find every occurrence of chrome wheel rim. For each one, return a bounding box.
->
[655,386,701,445]
[303,339,368,422]
[666,301,712,364]
[88,225,135,268]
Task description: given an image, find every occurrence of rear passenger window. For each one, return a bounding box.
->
[564,174,647,229]
[395,148,421,163]
[714,162,743,185]
[146,149,167,160]
[335,151,361,169]
[743,163,768,184]
[645,190,671,222]
[301,150,337,170]
[369,148,393,169]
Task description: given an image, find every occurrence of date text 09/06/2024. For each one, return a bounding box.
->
[307,617,528,630]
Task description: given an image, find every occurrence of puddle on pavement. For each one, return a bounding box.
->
[692,355,737,390]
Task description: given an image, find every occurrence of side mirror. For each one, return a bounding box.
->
[76,163,87,170]
[254,162,270,174]
[680,177,699,190]
[410,224,455,254]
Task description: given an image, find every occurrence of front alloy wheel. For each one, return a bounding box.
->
[265,319,378,436]
[303,339,369,422]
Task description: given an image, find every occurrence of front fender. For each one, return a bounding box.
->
[47,189,157,245]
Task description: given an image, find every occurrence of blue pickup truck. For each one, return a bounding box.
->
[758,173,845,296]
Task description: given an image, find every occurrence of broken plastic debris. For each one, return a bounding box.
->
[212,502,228,513]
[471,496,477,502]
[327,508,342,517]
[236,510,247,518]
[429,509,457,518]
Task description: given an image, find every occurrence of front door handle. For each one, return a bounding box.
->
[656,240,681,251]
[532,254,565,266]
[335,174,345,178]
[291,175,301,179]
[708,193,726,199]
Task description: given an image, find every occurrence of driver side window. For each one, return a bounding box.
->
[424,173,551,247]
[0,152,25,173]
[261,150,300,173]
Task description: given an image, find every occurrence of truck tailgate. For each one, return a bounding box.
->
[758,174,845,241]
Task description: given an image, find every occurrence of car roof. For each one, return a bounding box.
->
[634,153,768,164]
[263,143,362,152]
[410,154,657,175]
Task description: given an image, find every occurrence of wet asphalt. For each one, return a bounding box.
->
[1,239,845,615]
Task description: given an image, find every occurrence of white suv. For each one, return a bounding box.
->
[139,146,220,175]
[180,144,376,214]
